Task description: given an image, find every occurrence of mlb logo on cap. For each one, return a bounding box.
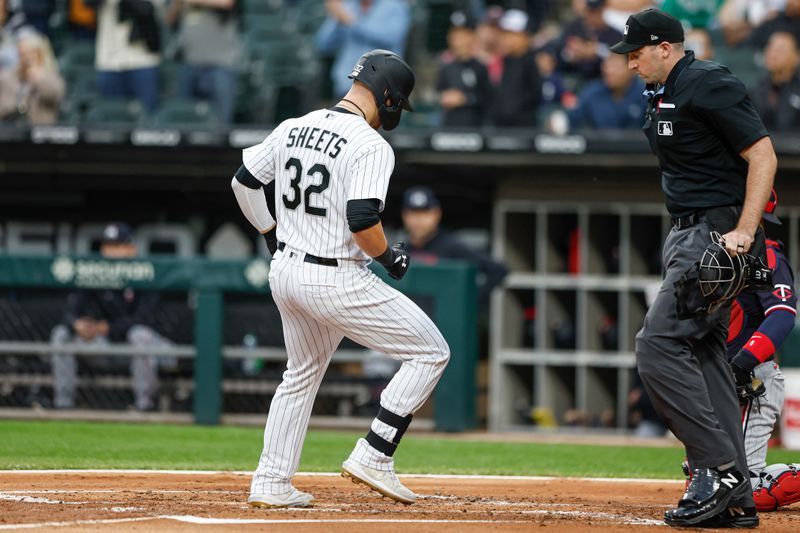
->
[610,8,684,54]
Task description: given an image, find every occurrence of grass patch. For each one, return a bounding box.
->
[0,420,795,478]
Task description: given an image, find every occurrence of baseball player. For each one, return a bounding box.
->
[231,49,450,508]
[728,190,800,513]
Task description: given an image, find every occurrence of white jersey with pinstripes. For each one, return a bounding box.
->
[242,108,394,260]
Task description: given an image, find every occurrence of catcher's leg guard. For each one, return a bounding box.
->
[754,464,800,511]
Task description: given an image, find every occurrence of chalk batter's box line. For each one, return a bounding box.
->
[0,469,684,484]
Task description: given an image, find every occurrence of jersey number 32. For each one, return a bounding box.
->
[282,158,330,217]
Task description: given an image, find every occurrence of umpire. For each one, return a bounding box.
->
[610,8,777,529]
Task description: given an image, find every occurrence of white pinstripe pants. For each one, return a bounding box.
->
[250,246,450,496]
[743,361,785,484]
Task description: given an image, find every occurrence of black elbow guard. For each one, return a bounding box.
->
[234,165,263,189]
[347,199,382,232]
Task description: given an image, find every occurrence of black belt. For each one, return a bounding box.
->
[671,210,707,230]
[277,242,338,267]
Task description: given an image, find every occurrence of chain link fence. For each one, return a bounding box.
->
[0,289,386,419]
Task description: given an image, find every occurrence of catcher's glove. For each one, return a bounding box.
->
[731,361,766,405]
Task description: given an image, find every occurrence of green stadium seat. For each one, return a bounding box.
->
[150,99,217,127]
[83,99,142,125]
[58,42,96,72]
[241,0,285,15]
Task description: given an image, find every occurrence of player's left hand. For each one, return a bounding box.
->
[731,360,766,405]
[721,228,754,257]
[386,242,410,280]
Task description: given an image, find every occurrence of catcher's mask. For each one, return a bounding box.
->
[675,232,773,319]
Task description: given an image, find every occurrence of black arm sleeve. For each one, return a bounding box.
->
[346,198,382,233]
[234,164,263,190]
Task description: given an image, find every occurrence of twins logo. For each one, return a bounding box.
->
[773,284,793,301]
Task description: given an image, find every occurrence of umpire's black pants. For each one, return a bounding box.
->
[635,215,753,506]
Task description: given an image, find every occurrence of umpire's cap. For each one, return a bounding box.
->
[348,49,414,131]
[610,8,684,54]
[764,188,782,225]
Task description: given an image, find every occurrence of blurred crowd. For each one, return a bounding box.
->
[0,0,798,132]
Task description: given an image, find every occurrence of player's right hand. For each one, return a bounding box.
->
[386,242,410,280]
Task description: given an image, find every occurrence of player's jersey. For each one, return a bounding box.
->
[727,240,798,359]
[242,108,394,260]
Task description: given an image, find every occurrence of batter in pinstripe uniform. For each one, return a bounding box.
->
[231,49,450,508]
[726,190,800,512]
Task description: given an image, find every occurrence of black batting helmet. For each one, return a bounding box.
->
[348,49,414,131]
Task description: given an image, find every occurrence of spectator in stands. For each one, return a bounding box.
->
[0,30,65,125]
[16,0,55,37]
[568,52,645,130]
[401,186,508,308]
[660,0,724,29]
[487,8,542,127]
[0,0,26,71]
[437,10,491,127]
[718,0,783,46]
[750,31,800,132]
[165,0,241,124]
[89,0,161,113]
[747,0,800,49]
[474,4,503,85]
[315,0,410,98]
[684,27,715,60]
[50,222,171,411]
[535,43,568,106]
[68,0,97,42]
[557,0,622,81]
[603,0,656,34]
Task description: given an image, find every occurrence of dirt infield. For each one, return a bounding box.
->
[0,471,798,532]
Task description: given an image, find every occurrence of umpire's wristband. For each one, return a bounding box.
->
[374,245,394,268]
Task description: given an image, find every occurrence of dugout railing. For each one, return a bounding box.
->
[0,254,477,431]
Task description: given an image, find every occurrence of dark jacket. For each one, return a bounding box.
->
[750,70,800,132]
[64,288,160,342]
[409,230,508,307]
[436,56,491,127]
[488,50,542,127]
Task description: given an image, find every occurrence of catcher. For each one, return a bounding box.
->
[679,189,800,523]
[727,190,800,513]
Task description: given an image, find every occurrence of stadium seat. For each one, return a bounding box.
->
[241,0,285,15]
[83,99,143,125]
[149,99,217,127]
[58,41,96,73]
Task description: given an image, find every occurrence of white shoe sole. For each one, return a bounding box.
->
[341,461,415,505]
[248,494,313,509]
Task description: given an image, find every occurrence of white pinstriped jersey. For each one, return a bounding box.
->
[242,108,395,260]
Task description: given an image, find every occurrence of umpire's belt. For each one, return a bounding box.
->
[277,242,338,267]
[671,210,707,230]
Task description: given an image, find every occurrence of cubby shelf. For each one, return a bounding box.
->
[489,201,669,431]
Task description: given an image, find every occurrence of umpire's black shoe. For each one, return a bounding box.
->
[664,466,748,527]
[694,506,759,529]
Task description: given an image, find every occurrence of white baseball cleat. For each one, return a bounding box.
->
[248,487,314,508]
[341,458,417,504]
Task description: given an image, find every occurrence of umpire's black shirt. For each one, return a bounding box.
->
[644,51,769,217]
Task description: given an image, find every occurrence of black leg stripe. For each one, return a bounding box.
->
[366,430,398,457]
[376,407,413,442]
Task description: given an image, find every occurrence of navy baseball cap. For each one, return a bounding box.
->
[403,187,440,210]
[610,8,684,54]
[102,222,134,243]
[450,10,476,30]
[764,188,782,225]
